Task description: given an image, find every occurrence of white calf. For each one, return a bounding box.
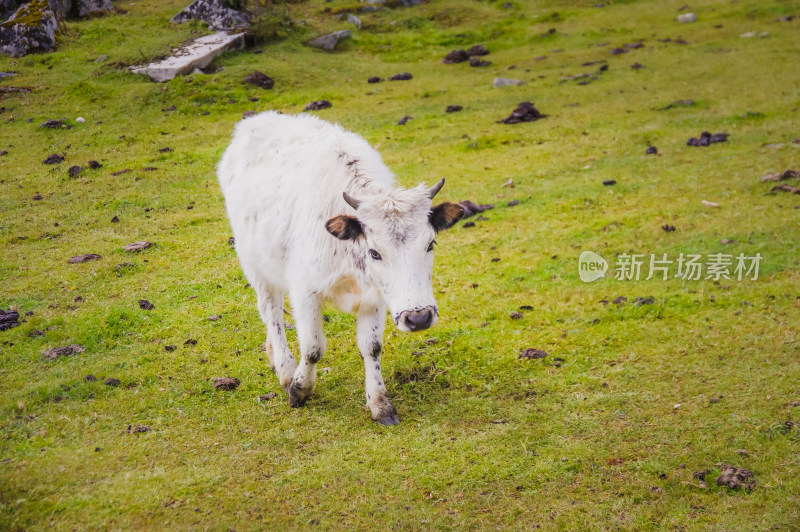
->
[217,112,463,424]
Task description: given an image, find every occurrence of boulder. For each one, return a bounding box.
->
[308,30,350,51]
[0,0,59,57]
[131,31,245,82]
[1,0,20,20]
[171,0,250,31]
[76,0,112,17]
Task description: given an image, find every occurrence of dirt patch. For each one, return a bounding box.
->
[389,72,413,81]
[42,344,86,360]
[397,115,412,125]
[446,105,462,113]
[687,131,729,146]
[499,102,547,124]
[662,224,676,232]
[469,57,491,67]
[367,76,382,83]
[772,184,800,194]
[634,296,655,306]
[658,99,695,111]
[459,200,494,218]
[509,311,523,319]
[716,465,755,490]
[88,160,102,169]
[646,146,658,154]
[761,169,798,182]
[258,392,278,402]
[40,119,66,129]
[105,378,121,386]
[0,309,20,331]
[42,153,64,164]
[603,179,617,186]
[138,300,154,310]
[243,71,274,89]
[468,44,489,56]
[68,253,101,263]
[519,348,547,359]
[158,147,173,153]
[125,241,152,252]
[84,374,97,381]
[304,100,332,111]
[128,424,150,434]
[213,377,240,391]
[443,49,469,63]
[111,169,131,176]
[68,165,82,177]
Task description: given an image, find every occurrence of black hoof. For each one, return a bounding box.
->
[372,402,399,425]
[375,413,400,426]
[287,382,309,408]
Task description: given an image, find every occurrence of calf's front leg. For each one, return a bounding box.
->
[287,291,326,407]
[357,304,398,425]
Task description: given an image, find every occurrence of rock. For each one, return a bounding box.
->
[499,101,546,124]
[42,344,85,360]
[258,392,278,402]
[388,72,412,81]
[304,100,331,111]
[105,377,120,386]
[67,253,101,263]
[171,0,250,31]
[68,165,81,176]
[242,110,255,119]
[32,193,42,200]
[84,374,97,381]
[367,76,382,83]
[88,160,102,169]
[158,147,173,153]
[771,183,800,194]
[124,241,152,252]
[677,13,697,23]
[128,424,150,434]
[507,199,519,207]
[213,377,240,391]
[469,57,490,67]
[646,146,657,155]
[0,149,7,156]
[519,348,547,359]
[397,115,412,125]
[75,0,112,17]
[131,31,245,82]
[701,200,719,208]
[603,179,617,186]
[462,221,475,228]
[443,49,469,64]
[687,131,728,146]
[631,62,645,69]
[610,47,627,55]
[347,13,361,29]
[445,105,462,113]
[0,1,59,58]
[624,42,644,49]
[244,70,274,89]
[138,299,154,310]
[662,224,676,232]
[0,0,18,20]
[0,308,20,331]
[75,116,85,123]
[40,119,66,128]
[716,465,755,490]
[493,77,524,87]
[308,30,350,51]
[208,315,221,321]
[467,44,489,56]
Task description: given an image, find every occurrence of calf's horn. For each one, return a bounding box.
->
[343,191,361,210]
[428,178,445,199]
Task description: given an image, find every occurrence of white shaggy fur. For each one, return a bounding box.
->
[217,111,460,424]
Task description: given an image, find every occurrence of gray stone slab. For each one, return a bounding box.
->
[131,31,244,82]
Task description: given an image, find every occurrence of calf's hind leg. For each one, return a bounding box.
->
[254,283,297,393]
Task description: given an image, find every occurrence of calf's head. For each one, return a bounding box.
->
[325,178,464,332]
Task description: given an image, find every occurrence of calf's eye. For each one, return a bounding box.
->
[369,249,382,260]
[427,240,436,252]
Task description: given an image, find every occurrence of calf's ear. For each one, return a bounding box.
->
[325,215,364,240]
[429,202,465,232]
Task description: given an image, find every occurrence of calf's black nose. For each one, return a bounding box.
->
[404,308,433,332]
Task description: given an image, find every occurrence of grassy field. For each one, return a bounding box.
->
[2,0,800,529]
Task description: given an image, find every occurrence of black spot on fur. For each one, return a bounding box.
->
[307,348,322,364]
[368,342,382,360]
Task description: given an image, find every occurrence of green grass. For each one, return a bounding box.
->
[2,0,800,529]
